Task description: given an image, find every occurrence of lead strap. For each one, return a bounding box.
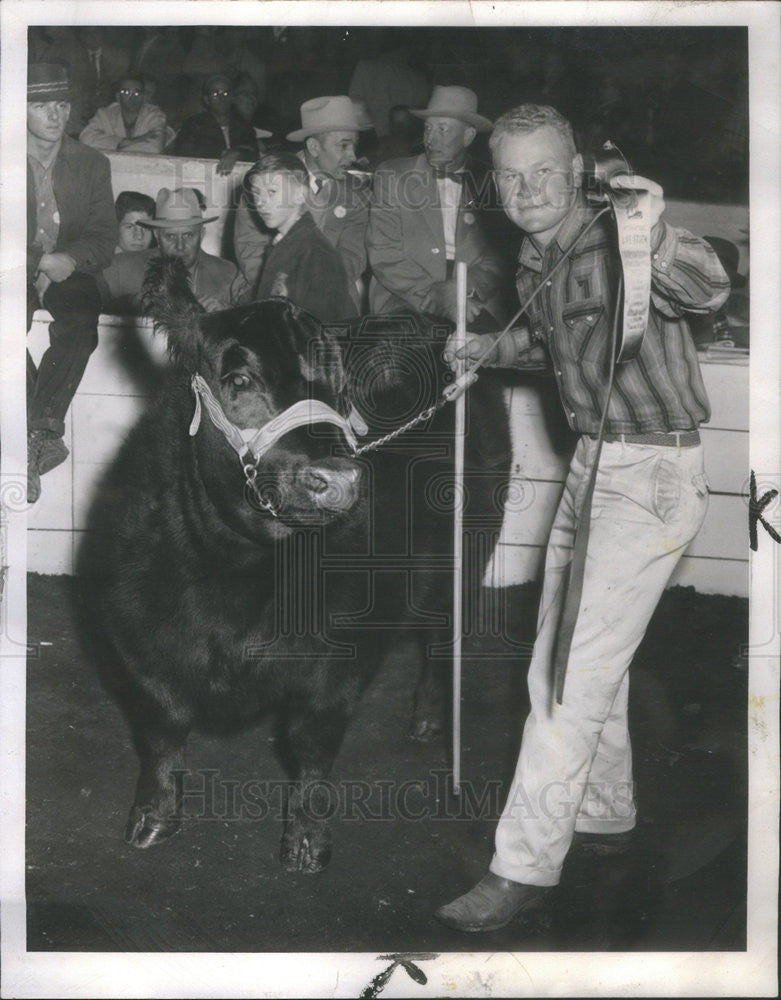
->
[551,187,652,704]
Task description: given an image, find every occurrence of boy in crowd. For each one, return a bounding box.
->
[114,191,155,253]
[245,152,356,322]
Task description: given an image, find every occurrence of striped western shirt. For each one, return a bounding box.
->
[514,199,731,435]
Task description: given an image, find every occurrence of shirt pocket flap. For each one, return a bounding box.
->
[561,299,604,327]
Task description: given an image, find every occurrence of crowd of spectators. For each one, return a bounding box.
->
[30,24,749,201]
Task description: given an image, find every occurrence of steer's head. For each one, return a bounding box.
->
[142,258,362,533]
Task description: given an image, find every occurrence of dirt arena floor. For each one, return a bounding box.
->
[25,573,747,954]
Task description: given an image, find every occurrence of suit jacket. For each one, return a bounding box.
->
[171,110,257,161]
[366,153,513,324]
[100,248,249,314]
[27,135,117,279]
[254,212,357,323]
[234,163,370,310]
[82,41,133,116]
[79,101,168,153]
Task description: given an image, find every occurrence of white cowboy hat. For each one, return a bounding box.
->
[286,96,370,142]
[410,85,493,132]
[142,188,219,229]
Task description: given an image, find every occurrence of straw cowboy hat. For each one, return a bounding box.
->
[28,62,71,102]
[410,85,493,132]
[142,188,219,229]
[286,96,370,142]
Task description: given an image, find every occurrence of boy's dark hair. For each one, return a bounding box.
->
[244,152,309,191]
[115,190,156,222]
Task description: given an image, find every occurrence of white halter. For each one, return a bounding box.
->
[188,373,362,465]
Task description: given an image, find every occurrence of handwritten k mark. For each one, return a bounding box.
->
[749,470,781,551]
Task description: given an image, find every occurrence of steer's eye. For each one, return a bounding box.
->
[223,372,251,390]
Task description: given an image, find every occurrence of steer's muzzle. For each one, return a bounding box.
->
[302,459,361,512]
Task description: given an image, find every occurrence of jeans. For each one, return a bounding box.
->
[490,435,710,886]
[26,271,101,437]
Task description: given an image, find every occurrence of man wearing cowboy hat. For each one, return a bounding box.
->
[367,85,513,326]
[26,62,117,504]
[233,95,371,310]
[100,187,249,314]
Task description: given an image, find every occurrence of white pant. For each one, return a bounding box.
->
[490,436,710,886]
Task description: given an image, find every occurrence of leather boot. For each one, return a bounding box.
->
[435,872,550,932]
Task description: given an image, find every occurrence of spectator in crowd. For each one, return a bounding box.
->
[231,72,273,153]
[26,63,117,504]
[234,96,371,311]
[171,74,264,175]
[348,30,430,139]
[73,27,133,121]
[132,28,188,129]
[79,74,168,154]
[100,187,249,314]
[367,85,512,327]
[374,104,423,165]
[223,28,268,106]
[114,191,156,253]
[434,103,729,934]
[28,28,92,136]
[245,153,357,322]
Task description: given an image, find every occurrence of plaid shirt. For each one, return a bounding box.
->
[515,199,731,435]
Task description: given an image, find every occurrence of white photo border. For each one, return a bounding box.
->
[1,1,778,997]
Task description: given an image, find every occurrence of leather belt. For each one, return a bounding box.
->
[593,430,701,448]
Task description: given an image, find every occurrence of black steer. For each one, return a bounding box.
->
[79,257,511,873]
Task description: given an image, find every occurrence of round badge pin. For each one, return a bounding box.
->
[463,212,475,226]
[334,205,347,219]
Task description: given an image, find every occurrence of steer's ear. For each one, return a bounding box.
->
[280,300,347,397]
[142,256,206,370]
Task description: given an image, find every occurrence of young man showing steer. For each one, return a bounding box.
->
[436,104,730,933]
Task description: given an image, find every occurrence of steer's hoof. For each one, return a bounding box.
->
[279,831,332,874]
[125,806,181,849]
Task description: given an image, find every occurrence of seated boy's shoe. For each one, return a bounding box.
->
[27,462,42,504]
[571,829,636,858]
[27,429,50,504]
[37,434,69,476]
[435,873,550,932]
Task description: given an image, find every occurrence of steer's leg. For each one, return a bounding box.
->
[122,680,193,849]
[277,696,352,874]
[408,627,449,742]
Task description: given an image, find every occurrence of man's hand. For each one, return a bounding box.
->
[117,128,164,151]
[38,252,76,284]
[216,149,243,176]
[443,332,497,371]
[610,174,665,229]
[197,294,224,313]
[34,271,52,301]
[423,280,482,324]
